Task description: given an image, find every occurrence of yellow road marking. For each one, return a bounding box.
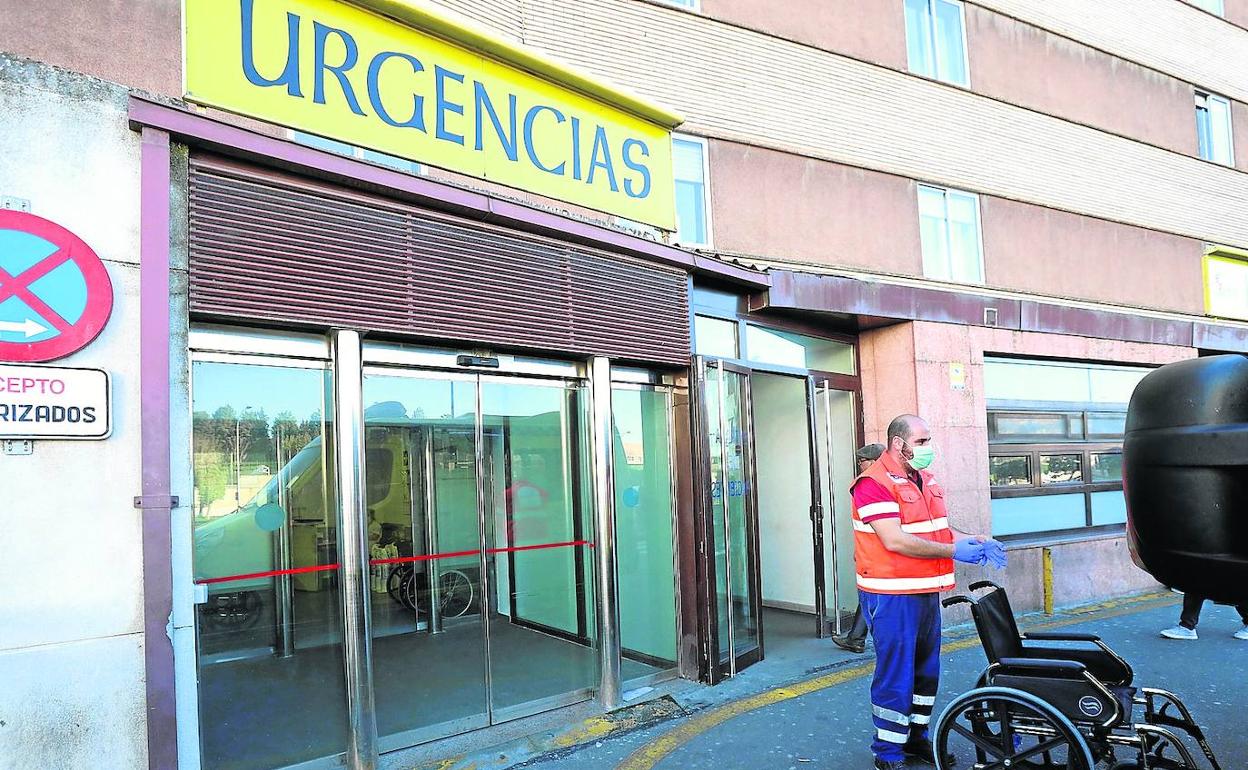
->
[616,592,1176,770]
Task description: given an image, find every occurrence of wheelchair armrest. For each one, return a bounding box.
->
[942,595,976,609]
[996,657,1087,677]
[1024,631,1101,642]
[969,580,1001,593]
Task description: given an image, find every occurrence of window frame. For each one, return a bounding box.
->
[917,184,986,284]
[671,134,714,249]
[653,0,701,10]
[988,407,1128,541]
[1195,91,1235,166]
[1189,0,1225,17]
[905,0,972,87]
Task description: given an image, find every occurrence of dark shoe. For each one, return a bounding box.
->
[904,737,935,764]
[873,759,906,770]
[904,737,954,766]
[832,633,866,654]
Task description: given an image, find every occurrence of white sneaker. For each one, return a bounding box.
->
[1234,626,1248,640]
[1160,626,1198,640]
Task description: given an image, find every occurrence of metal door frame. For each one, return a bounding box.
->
[693,357,763,682]
[812,377,862,637]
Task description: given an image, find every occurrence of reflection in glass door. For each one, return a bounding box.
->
[361,370,598,750]
[481,377,598,721]
[814,383,859,634]
[191,359,348,770]
[699,359,762,679]
[612,385,679,684]
[362,373,489,748]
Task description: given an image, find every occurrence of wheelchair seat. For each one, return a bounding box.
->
[959,581,1134,688]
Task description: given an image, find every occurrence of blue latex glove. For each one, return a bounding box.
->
[983,539,1009,570]
[952,538,987,565]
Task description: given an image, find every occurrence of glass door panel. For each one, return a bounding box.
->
[612,385,678,680]
[362,373,489,748]
[814,384,859,632]
[191,360,348,770]
[701,360,762,677]
[480,378,598,720]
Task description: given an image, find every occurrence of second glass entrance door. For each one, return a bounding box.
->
[362,370,597,750]
[699,359,763,680]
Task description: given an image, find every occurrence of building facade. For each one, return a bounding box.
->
[2,1,1248,769]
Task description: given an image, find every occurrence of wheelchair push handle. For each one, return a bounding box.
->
[969,580,1003,593]
[942,594,976,609]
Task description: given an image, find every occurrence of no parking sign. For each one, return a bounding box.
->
[0,210,114,363]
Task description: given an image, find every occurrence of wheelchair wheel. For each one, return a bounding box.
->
[934,686,1095,770]
[437,569,474,618]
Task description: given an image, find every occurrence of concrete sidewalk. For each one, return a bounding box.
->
[501,594,1246,770]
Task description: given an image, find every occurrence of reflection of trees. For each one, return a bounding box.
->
[1043,455,1081,483]
[990,456,1029,486]
[194,453,229,517]
[192,407,325,510]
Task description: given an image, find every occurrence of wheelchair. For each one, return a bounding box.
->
[934,581,1222,770]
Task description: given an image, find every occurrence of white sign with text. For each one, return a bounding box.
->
[0,364,111,439]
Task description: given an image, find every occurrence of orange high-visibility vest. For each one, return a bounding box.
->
[851,451,956,595]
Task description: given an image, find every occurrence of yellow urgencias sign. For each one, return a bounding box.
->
[185,0,677,230]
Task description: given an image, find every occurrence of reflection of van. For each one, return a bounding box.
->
[194,406,582,638]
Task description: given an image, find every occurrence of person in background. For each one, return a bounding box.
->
[1160,592,1248,640]
[831,442,887,654]
[853,414,1007,770]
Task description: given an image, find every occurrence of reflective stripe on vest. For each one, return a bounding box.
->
[856,573,956,592]
[853,516,949,535]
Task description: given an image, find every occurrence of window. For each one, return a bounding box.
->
[984,358,1153,539]
[1189,0,1225,16]
[918,185,984,283]
[1204,248,1248,321]
[292,131,422,174]
[672,136,711,247]
[1195,92,1234,166]
[1040,454,1083,485]
[904,0,969,86]
[694,315,738,358]
[1090,453,1123,482]
[744,325,855,373]
[989,455,1031,487]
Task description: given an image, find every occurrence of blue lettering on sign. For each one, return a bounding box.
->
[234,2,657,201]
[312,21,366,116]
[367,52,426,129]
[622,138,651,199]
[240,0,303,97]
[434,66,466,145]
[473,82,518,161]
[523,105,566,175]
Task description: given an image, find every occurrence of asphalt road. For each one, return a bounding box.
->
[527,600,1247,770]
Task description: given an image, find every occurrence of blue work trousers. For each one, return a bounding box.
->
[860,589,942,762]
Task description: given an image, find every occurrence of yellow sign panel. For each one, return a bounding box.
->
[1203,251,1248,321]
[185,0,676,229]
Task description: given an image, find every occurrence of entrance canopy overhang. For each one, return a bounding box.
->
[746,264,1248,354]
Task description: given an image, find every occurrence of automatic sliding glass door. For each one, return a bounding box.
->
[360,370,598,749]
[361,372,489,749]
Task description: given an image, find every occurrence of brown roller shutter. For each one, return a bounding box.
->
[187,155,690,365]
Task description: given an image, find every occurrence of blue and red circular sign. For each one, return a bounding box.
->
[0,210,113,362]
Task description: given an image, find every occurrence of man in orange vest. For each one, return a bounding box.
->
[853,414,1006,770]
